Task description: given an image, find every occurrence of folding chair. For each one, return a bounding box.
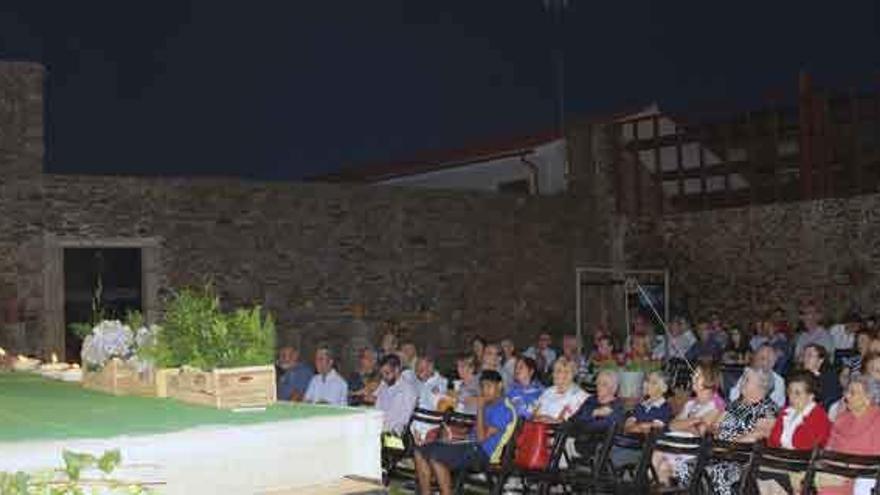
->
[738,444,816,495]
[802,449,880,495]
[510,421,573,495]
[696,439,757,495]
[639,431,710,495]
[453,417,522,495]
[560,419,622,494]
[382,407,445,485]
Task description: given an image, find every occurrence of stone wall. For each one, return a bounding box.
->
[34,176,598,369]
[624,196,880,325]
[0,60,617,373]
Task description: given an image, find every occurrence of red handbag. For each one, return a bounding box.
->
[514,420,551,470]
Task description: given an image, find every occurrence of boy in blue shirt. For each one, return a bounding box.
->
[415,370,516,495]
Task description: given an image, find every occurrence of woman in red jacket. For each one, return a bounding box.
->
[759,371,831,495]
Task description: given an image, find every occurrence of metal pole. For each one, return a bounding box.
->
[575,268,582,357]
[664,269,670,322]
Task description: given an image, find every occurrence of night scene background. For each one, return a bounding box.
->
[0,0,877,180]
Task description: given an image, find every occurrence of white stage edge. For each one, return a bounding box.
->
[0,407,383,494]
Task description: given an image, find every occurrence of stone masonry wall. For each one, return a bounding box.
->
[624,196,880,325]
[32,176,596,370]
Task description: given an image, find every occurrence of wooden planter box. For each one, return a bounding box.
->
[161,365,276,409]
[82,358,157,397]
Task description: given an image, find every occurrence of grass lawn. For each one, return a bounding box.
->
[0,372,361,443]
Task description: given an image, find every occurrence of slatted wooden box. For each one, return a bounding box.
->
[161,365,277,409]
[82,358,157,397]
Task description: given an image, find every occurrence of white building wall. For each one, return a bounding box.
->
[378,139,567,195]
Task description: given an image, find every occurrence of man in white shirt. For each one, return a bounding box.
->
[304,346,349,406]
[729,344,786,408]
[413,355,448,410]
[374,354,418,434]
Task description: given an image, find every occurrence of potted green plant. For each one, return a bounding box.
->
[149,286,277,409]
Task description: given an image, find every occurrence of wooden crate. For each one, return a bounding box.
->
[163,365,276,409]
[82,358,157,397]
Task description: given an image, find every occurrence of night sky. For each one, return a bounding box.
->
[0,1,877,180]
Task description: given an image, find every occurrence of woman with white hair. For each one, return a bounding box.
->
[610,371,672,468]
[533,357,588,422]
[677,367,778,495]
[811,374,880,495]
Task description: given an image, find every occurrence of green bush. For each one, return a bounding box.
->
[149,286,275,370]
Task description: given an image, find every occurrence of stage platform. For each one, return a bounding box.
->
[0,373,382,494]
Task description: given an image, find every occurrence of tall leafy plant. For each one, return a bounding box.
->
[150,286,275,370]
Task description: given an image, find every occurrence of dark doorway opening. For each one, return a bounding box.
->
[63,248,143,362]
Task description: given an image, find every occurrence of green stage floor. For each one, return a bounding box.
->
[0,372,356,443]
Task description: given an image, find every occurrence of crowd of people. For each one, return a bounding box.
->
[274,300,880,495]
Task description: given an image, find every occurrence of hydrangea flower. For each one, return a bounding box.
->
[80,320,159,371]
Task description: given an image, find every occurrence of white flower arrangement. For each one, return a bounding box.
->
[80,320,158,371]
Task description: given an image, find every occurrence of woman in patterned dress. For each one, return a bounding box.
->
[677,367,778,495]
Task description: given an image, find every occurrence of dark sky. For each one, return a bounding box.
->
[0,1,878,180]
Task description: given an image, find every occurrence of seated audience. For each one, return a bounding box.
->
[499,338,518,379]
[506,356,544,419]
[452,355,481,414]
[303,346,349,406]
[574,369,624,432]
[523,331,557,379]
[829,312,860,352]
[374,354,418,434]
[768,371,831,449]
[625,331,659,369]
[653,362,725,485]
[348,347,380,406]
[409,355,450,444]
[772,307,793,338]
[413,355,449,411]
[809,375,880,495]
[794,302,834,359]
[470,336,487,372]
[399,341,419,371]
[721,327,750,365]
[561,334,589,383]
[829,352,879,420]
[590,333,618,371]
[276,345,314,401]
[729,344,786,408]
[378,329,399,361]
[656,316,696,360]
[686,321,723,363]
[846,329,876,374]
[800,343,842,408]
[481,343,512,388]
[758,371,831,495]
[610,371,672,469]
[533,357,588,422]
[414,370,516,495]
[679,367,778,495]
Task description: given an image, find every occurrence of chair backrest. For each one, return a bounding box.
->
[708,439,756,465]
[739,444,817,495]
[803,449,880,494]
[650,432,706,457]
[694,439,756,495]
[409,407,446,427]
[446,411,477,430]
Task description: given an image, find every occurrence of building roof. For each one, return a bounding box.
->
[306,129,563,183]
